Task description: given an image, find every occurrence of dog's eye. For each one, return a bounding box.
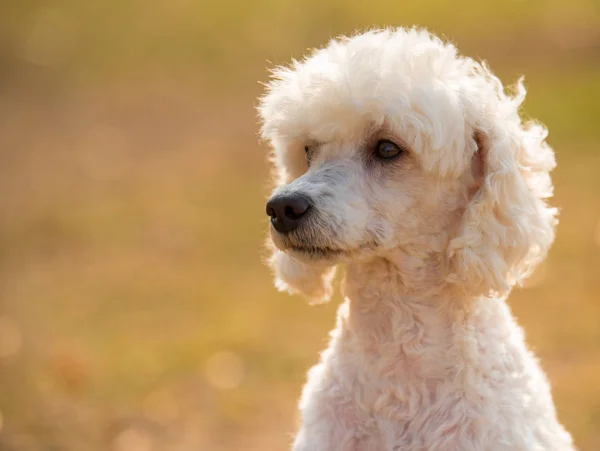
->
[374,140,403,159]
[304,145,313,165]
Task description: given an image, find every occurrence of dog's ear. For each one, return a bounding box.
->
[269,247,336,304]
[447,81,557,297]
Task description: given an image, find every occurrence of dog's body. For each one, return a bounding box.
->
[294,261,572,450]
[259,28,574,450]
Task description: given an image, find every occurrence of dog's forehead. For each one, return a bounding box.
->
[306,114,379,146]
[280,72,467,150]
[315,139,362,160]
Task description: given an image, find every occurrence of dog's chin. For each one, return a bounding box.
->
[286,244,346,263]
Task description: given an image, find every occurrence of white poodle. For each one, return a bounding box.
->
[258,27,574,451]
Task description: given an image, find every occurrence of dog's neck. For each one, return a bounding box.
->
[343,251,456,308]
[339,254,495,378]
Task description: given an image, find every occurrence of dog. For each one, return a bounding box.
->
[259,27,574,451]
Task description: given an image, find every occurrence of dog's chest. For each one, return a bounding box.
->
[341,376,464,450]
[300,355,467,450]
[315,302,465,449]
[294,299,574,451]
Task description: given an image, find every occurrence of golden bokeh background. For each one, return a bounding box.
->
[1,1,599,450]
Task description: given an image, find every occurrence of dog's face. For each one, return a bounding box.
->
[266,123,468,266]
[259,28,557,302]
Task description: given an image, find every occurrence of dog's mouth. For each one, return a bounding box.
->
[269,221,380,262]
[288,244,345,258]
[271,232,353,261]
[276,236,378,262]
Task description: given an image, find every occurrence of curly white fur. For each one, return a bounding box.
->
[259,27,574,450]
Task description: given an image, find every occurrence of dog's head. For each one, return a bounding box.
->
[259,28,557,303]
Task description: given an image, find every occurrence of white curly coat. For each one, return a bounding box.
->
[259,28,574,451]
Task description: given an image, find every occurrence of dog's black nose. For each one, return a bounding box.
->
[266,194,311,233]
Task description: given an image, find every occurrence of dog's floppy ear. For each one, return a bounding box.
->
[447,81,557,297]
[269,247,336,304]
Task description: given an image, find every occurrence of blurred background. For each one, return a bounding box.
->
[0,0,599,450]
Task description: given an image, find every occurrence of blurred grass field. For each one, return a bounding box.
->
[0,1,599,450]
